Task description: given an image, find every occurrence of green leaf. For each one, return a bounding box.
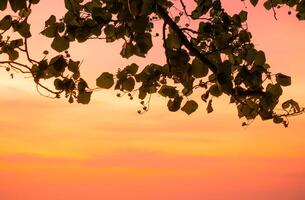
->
[281,99,301,112]
[9,0,26,12]
[134,33,153,55]
[245,48,257,64]
[209,84,222,97]
[166,33,181,49]
[30,0,40,4]
[64,0,81,12]
[54,78,64,90]
[263,1,272,10]
[276,73,291,87]
[49,55,67,72]
[0,0,8,11]
[15,21,31,38]
[51,36,69,52]
[158,85,178,98]
[250,0,259,7]
[77,91,92,104]
[124,63,139,75]
[9,50,19,60]
[41,25,57,38]
[45,15,56,26]
[267,83,283,98]
[167,96,183,112]
[282,100,290,110]
[239,30,250,43]
[9,39,23,48]
[128,0,141,16]
[122,77,135,91]
[78,78,88,93]
[239,10,248,22]
[96,72,114,89]
[191,58,209,78]
[0,15,12,30]
[254,50,266,66]
[273,116,284,124]
[120,42,134,58]
[181,100,198,115]
[68,59,80,73]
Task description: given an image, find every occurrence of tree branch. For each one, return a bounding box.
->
[156,4,218,74]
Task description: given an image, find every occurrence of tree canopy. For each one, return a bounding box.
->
[0,0,304,127]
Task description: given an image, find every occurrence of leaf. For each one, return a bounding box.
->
[51,36,69,52]
[254,50,266,66]
[9,39,23,48]
[30,0,40,4]
[9,50,19,61]
[9,0,26,12]
[267,83,283,98]
[128,0,141,16]
[0,15,12,30]
[124,63,139,75]
[54,78,64,90]
[0,0,8,11]
[167,96,183,112]
[282,100,290,110]
[120,42,134,58]
[77,91,92,104]
[68,59,80,73]
[158,85,178,98]
[209,84,222,97]
[281,99,301,112]
[181,100,198,115]
[41,25,57,38]
[15,21,31,38]
[134,33,153,55]
[207,99,214,113]
[239,30,250,43]
[191,58,209,78]
[49,55,67,72]
[166,33,181,49]
[45,15,56,26]
[239,10,248,22]
[273,116,284,124]
[263,1,272,10]
[78,78,88,93]
[250,0,259,7]
[96,72,114,89]
[276,73,291,87]
[122,77,135,91]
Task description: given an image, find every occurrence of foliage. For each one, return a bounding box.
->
[0,0,304,127]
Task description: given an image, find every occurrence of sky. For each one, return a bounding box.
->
[1,1,305,200]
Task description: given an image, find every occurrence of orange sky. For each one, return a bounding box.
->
[1,1,305,200]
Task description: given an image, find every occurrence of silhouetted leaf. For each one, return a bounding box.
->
[51,36,69,52]
[191,58,209,78]
[9,0,26,12]
[122,77,135,91]
[0,15,12,30]
[207,99,214,113]
[276,73,291,87]
[181,100,198,115]
[158,85,178,98]
[77,91,92,104]
[96,72,114,89]
[0,0,8,11]
[250,0,258,7]
[209,84,222,97]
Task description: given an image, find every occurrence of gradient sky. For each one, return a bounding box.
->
[1,1,305,200]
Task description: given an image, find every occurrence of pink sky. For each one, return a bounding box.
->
[0,1,305,200]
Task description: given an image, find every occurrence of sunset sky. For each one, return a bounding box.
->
[1,1,305,200]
